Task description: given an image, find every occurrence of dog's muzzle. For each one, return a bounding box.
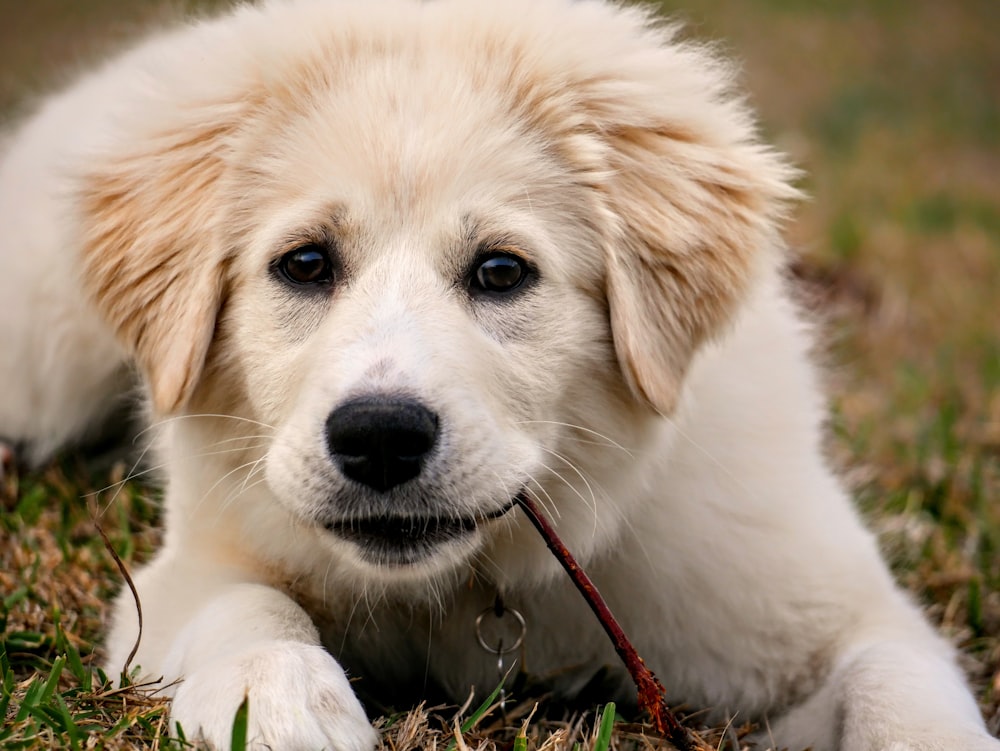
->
[322,394,517,565]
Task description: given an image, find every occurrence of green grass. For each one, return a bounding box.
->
[1,464,177,749]
[2,0,999,748]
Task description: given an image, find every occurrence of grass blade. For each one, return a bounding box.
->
[38,655,66,706]
[445,678,507,751]
[593,702,616,751]
[230,695,249,751]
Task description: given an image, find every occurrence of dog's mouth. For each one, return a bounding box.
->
[326,499,517,566]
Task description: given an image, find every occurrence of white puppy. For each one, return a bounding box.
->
[0,1,996,749]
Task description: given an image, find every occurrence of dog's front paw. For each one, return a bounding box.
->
[169,641,377,751]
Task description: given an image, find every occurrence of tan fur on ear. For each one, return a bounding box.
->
[599,123,800,414]
[78,118,234,416]
[502,10,801,414]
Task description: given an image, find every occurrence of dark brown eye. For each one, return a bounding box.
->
[472,253,529,294]
[277,245,333,286]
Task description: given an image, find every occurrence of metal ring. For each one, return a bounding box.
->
[474,605,526,655]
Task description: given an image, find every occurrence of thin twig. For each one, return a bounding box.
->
[91,509,143,682]
[515,491,695,751]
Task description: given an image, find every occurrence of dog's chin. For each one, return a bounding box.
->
[324,499,517,568]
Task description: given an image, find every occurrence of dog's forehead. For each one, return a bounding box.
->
[235,60,567,222]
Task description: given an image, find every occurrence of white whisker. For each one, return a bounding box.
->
[135,413,277,443]
[514,419,634,456]
[89,441,271,518]
[196,456,269,517]
[523,474,560,522]
[537,445,601,516]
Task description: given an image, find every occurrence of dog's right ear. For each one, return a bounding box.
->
[77,104,238,417]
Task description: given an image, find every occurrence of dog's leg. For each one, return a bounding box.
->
[107,554,377,751]
[757,608,998,751]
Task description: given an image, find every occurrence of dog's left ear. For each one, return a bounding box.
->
[77,103,237,416]
[600,126,798,414]
[567,32,800,415]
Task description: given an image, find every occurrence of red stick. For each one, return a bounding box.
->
[515,491,695,751]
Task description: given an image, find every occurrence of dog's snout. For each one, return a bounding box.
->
[325,396,439,492]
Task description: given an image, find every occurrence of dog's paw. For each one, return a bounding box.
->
[169,641,377,751]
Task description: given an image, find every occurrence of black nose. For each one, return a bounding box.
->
[325,396,439,493]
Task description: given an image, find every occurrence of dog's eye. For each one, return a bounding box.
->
[472,253,529,294]
[277,245,334,286]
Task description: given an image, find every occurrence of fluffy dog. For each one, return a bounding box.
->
[1,1,996,749]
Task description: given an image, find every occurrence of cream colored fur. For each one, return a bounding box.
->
[0,1,996,750]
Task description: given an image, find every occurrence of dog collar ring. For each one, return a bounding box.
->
[474,594,526,715]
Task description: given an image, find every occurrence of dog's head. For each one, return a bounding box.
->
[77,0,797,581]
